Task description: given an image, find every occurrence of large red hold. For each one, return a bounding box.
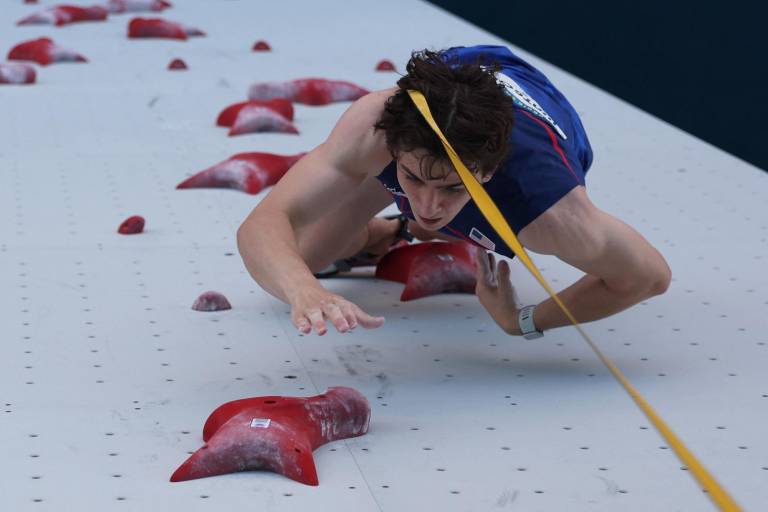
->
[106,0,172,13]
[375,241,479,301]
[8,38,87,66]
[216,99,294,126]
[17,5,108,26]
[248,78,369,106]
[117,215,145,234]
[170,387,370,485]
[0,63,36,85]
[128,17,204,40]
[176,152,306,195]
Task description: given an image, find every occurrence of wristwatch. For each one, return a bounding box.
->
[518,305,543,340]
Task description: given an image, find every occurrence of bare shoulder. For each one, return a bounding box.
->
[517,185,599,255]
[517,185,671,291]
[324,87,399,177]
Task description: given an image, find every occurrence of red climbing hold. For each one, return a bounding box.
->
[375,59,396,72]
[216,99,294,127]
[117,215,145,234]
[8,38,87,66]
[167,58,187,70]
[375,241,479,301]
[170,387,370,485]
[106,0,172,13]
[127,17,204,40]
[248,78,369,106]
[176,152,306,195]
[24,0,39,4]
[0,63,36,85]
[252,40,271,51]
[191,291,232,312]
[17,5,108,26]
[228,104,298,136]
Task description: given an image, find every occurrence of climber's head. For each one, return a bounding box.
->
[374,48,515,230]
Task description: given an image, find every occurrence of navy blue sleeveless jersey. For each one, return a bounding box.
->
[375,45,594,259]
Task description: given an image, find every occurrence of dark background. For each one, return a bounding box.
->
[427,1,767,173]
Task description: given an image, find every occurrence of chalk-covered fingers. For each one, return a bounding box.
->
[475,246,497,290]
[348,302,385,329]
[473,246,520,335]
[321,300,351,333]
[299,301,347,336]
[290,286,384,336]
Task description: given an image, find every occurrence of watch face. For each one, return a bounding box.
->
[523,331,543,340]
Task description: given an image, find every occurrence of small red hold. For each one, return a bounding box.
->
[24,0,39,4]
[252,40,271,51]
[375,241,479,301]
[8,38,88,66]
[17,5,109,26]
[191,291,232,312]
[167,58,187,70]
[170,387,370,485]
[375,59,396,72]
[106,0,172,13]
[216,99,294,126]
[0,63,36,85]
[127,17,204,40]
[248,78,369,106]
[117,215,145,234]
[176,152,306,195]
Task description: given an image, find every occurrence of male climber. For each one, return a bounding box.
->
[237,45,671,338]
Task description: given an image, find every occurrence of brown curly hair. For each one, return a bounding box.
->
[374,48,515,179]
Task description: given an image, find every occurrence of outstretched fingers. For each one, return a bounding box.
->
[337,302,359,330]
[321,300,351,333]
[291,296,383,335]
[294,313,312,335]
[306,308,328,336]
[352,304,385,329]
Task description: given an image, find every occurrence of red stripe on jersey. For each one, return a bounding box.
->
[519,110,579,183]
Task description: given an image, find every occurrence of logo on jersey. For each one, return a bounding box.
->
[470,227,496,251]
[493,71,568,141]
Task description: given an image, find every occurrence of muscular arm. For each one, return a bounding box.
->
[236,90,394,305]
[237,144,363,303]
[508,186,672,333]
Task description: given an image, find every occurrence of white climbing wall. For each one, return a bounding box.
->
[1,1,767,511]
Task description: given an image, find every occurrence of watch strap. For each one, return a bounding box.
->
[518,305,543,339]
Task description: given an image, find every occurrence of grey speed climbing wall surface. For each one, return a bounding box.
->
[1,1,767,511]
